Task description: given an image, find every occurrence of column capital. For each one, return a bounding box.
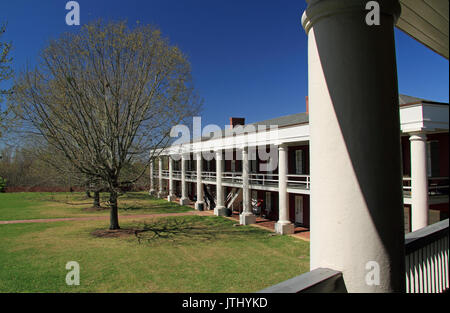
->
[180,153,189,160]
[278,143,288,151]
[409,133,427,142]
[215,149,223,159]
[301,0,401,34]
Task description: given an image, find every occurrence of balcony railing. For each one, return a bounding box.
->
[403,177,449,197]
[249,173,278,187]
[223,172,243,184]
[287,174,310,189]
[186,170,196,180]
[156,172,447,196]
[428,177,450,196]
[257,268,346,293]
[405,218,449,293]
[202,171,216,181]
[257,219,449,293]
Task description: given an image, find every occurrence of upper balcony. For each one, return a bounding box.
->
[403,177,449,205]
[160,170,310,194]
[157,170,448,199]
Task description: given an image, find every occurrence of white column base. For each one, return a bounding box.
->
[179,198,190,206]
[167,195,177,202]
[195,201,205,211]
[214,206,227,216]
[275,221,295,235]
[240,212,256,225]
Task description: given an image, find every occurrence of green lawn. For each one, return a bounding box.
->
[0,192,192,221]
[0,215,310,292]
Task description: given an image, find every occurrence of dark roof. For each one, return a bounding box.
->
[187,94,448,144]
[195,112,309,142]
[248,112,309,128]
[399,94,449,106]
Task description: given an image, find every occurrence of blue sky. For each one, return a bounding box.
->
[1,0,449,128]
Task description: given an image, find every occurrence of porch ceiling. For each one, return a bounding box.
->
[397,0,449,59]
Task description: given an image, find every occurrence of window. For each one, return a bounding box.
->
[427,141,440,177]
[295,196,303,224]
[251,159,257,173]
[265,192,271,212]
[295,150,304,174]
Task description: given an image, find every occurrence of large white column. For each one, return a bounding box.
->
[157,157,164,198]
[240,147,256,225]
[275,144,294,235]
[215,149,226,216]
[180,154,190,205]
[149,159,155,195]
[195,152,204,210]
[410,133,429,231]
[167,156,176,202]
[302,0,405,292]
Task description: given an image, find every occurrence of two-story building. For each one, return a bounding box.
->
[150,94,448,235]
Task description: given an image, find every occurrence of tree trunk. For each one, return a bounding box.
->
[109,190,120,230]
[93,190,100,208]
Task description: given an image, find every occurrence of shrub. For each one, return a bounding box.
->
[0,176,6,192]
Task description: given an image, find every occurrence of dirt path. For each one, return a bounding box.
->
[0,210,213,225]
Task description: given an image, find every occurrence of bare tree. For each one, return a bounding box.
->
[13,21,201,229]
[0,23,13,138]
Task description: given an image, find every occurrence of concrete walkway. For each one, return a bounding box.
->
[0,211,211,225]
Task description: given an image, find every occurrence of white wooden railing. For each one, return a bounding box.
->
[249,173,278,186]
[287,174,310,189]
[405,219,449,293]
[428,177,449,196]
[223,172,243,184]
[156,173,447,195]
[202,171,216,181]
[185,170,196,180]
[258,219,449,293]
[403,176,449,196]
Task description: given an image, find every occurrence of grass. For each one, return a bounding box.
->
[0,192,192,221]
[0,215,310,292]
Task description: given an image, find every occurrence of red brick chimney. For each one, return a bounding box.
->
[305,96,309,114]
[230,117,245,128]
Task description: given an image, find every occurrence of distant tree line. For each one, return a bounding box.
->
[0,146,149,192]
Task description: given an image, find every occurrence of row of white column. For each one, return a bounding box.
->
[149,146,293,231]
[148,131,429,233]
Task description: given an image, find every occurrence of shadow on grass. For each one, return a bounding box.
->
[119,192,155,200]
[120,200,192,212]
[132,217,267,246]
